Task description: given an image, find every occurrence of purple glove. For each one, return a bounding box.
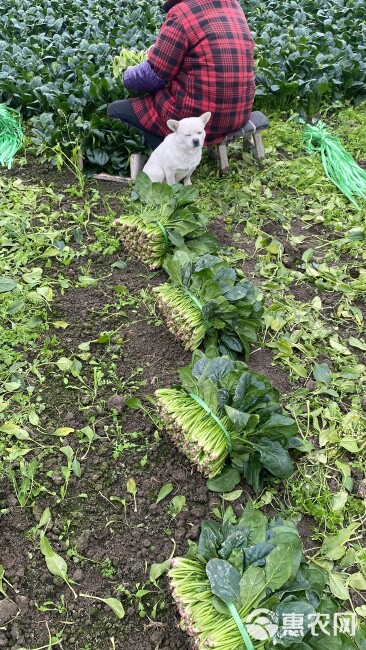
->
[123,60,166,93]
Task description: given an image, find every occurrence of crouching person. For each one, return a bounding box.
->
[107,0,256,153]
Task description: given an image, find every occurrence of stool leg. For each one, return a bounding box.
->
[130,153,147,181]
[207,145,220,161]
[253,133,265,161]
[78,147,84,170]
[217,143,229,174]
[243,134,254,153]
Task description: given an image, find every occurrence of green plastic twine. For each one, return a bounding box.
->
[0,104,24,169]
[227,601,255,650]
[189,392,233,452]
[153,219,169,251]
[303,120,366,210]
[182,286,210,333]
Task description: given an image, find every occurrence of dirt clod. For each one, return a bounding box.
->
[0,601,18,626]
[107,394,126,412]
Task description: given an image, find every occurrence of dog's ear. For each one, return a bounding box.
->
[200,112,211,126]
[167,119,179,132]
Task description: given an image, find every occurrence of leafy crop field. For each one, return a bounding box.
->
[1,0,365,174]
[1,1,366,650]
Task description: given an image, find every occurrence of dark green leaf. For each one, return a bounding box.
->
[206,558,241,604]
[265,543,294,590]
[274,601,316,644]
[198,521,222,560]
[239,501,267,545]
[206,467,240,493]
[244,542,275,567]
[252,439,293,478]
[223,285,250,301]
[219,525,249,559]
[225,405,251,431]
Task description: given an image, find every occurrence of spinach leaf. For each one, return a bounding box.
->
[244,542,275,568]
[218,526,249,560]
[206,467,241,493]
[206,558,241,605]
[265,543,294,590]
[251,438,293,478]
[239,565,266,611]
[198,521,223,561]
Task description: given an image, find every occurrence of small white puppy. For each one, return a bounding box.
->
[142,112,211,186]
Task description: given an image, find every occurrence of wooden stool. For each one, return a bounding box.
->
[208,111,269,174]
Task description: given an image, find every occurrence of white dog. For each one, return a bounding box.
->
[142,112,211,186]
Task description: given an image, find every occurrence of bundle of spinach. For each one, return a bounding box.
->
[155,354,301,490]
[111,47,147,80]
[153,250,263,355]
[115,173,219,269]
[169,502,365,649]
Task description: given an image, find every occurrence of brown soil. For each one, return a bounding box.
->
[0,157,336,649]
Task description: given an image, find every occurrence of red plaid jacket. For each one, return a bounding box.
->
[131,0,255,145]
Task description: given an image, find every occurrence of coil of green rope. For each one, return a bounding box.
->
[303,120,366,210]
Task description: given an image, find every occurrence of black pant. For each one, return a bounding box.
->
[107,99,164,150]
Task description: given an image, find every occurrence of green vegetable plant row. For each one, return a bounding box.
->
[115,176,302,495]
[2,0,365,172]
[110,170,344,649]
[132,167,365,645]
[0,0,163,174]
[242,0,366,115]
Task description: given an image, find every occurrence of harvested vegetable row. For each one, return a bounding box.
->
[169,503,364,649]
[154,251,263,357]
[115,212,170,269]
[156,354,302,491]
[115,173,218,269]
[155,285,207,347]
[155,388,231,477]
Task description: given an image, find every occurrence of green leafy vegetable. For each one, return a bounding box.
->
[39,533,77,598]
[149,560,170,583]
[126,477,138,512]
[156,353,300,489]
[206,558,241,604]
[169,495,186,519]
[111,47,147,80]
[154,252,263,356]
[169,504,361,649]
[156,482,174,504]
[2,0,366,176]
[80,593,125,619]
[115,174,219,270]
